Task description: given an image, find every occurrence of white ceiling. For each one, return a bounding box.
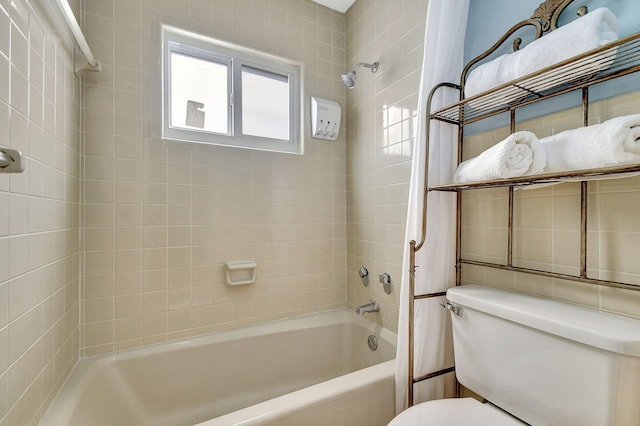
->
[311,0,356,13]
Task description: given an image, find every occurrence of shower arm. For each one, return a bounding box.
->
[352,62,379,73]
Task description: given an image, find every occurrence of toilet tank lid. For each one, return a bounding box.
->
[447,285,640,356]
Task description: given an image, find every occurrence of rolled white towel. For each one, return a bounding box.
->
[465,7,619,98]
[453,131,547,183]
[541,114,640,172]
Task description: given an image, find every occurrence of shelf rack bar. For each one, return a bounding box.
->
[580,87,589,278]
[580,181,588,278]
[508,187,514,267]
[460,258,640,292]
[431,33,640,125]
[413,366,456,384]
[428,163,640,192]
[408,82,461,408]
[508,109,516,267]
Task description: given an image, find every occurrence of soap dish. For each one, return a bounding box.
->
[225,260,257,285]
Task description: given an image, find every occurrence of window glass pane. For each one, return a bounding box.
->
[241,66,290,141]
[170,51,228,134]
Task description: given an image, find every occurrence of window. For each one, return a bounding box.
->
[162,25,302,154]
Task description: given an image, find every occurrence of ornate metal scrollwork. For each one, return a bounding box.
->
[461,0,583,87]
[531,0,574,32]
[513,38,522,51]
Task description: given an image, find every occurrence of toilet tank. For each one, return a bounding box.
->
[447,284,640,426]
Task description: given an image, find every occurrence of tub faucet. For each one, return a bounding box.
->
[356,300,380,315]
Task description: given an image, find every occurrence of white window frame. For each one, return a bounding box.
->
[162,25,303,154]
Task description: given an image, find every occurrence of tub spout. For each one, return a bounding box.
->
[356,300,380,315]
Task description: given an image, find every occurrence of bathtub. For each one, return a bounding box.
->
[40,309,397,426]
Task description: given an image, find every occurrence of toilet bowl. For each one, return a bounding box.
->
[388,398,524,426]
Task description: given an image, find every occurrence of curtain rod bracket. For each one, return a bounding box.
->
[54,0,101,77]
[74,48,102,77]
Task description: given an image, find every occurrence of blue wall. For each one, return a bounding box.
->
[463,0,639,134]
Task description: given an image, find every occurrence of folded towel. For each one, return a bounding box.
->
[541,114,640,172]
[453,131,547,183]
[465,7,619,98]
[464,53,519,99]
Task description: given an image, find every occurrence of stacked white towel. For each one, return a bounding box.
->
[465,7,619,98]
[541,114,640,173]
[453,131,547,183]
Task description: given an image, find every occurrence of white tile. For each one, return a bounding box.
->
[0,281,7,328]
[10,65,28,116]
[0,99,8,145]
[9,107,27,153]
[9,0,28,39]
[29,12,44,58]
[8,194,27,235]
[86,0,115,18]
[0,7,8,58]
[10,25,27,77]
[115,0,141,27]
[29,46,44,93]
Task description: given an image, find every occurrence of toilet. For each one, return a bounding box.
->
[390,284,640,426]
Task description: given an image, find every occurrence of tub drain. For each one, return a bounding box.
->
[367,335,378,351]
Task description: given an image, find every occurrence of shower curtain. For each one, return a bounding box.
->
[395,0,469,413]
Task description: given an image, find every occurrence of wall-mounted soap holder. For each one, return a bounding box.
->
[311,96,341,141]
[225,260,257,286]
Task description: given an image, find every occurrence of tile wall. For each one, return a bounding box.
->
[81,0,349,356]
[461,89,640,318]
[345,0,428,332]
[0,0,81,424]
[4,0,639,420]
[345,0,640,331]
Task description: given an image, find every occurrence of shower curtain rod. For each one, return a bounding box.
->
[54,0,101,74]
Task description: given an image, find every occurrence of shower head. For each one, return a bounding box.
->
[341,71,356,88]
[341,61,379,89]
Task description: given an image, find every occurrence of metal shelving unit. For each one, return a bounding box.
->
[431,33,640,126]
[407,2,640,408]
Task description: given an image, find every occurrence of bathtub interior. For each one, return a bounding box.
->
[41,309,396,426]
[114,322,394,425]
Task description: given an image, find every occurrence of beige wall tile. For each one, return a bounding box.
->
[81,0,348,353]
[599,286,640,319]
[1,2,81,423]
[83,320,114,348]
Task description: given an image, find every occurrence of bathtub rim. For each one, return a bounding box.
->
[195,358,397,426]
[39,308,397,426]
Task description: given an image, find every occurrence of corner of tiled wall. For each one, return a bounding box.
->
[0,0,81,424]
[345,0,428,333]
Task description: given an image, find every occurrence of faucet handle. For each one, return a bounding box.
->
[379,272,391,294]
[359,267,369,286]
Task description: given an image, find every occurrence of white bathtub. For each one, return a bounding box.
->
[40,309,397,426]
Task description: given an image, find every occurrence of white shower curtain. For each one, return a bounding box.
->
[395,0,469,414]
